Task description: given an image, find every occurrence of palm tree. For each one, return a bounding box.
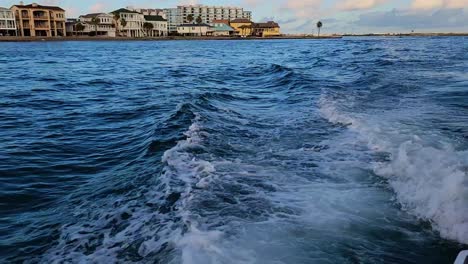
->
[120,18,127,37]
[186,14,194,36]
[113,13,120,36]
[91,17,99,36]
[75,23,85,36]
[143,22,154,37]
[317,21,323,37]
[196,15,202,36]
[187,14,194,24]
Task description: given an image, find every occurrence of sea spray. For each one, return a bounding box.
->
[318,95,468,244]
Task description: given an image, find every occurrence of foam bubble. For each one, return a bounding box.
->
[319,95,468,244]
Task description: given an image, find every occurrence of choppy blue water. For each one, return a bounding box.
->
[0,38,467,263]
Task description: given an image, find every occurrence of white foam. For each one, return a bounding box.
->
[319,95,468,244]
[43,114,220,262]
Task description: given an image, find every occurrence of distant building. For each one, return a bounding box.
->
[230,18,252,37]
[253,21,280,37]
[143,15,167,37]
[0,7,17,36]
[112,8,145,37]
[163,8,179,34]
[65,18,77,36]
[127,7,165,18]
[211,20,234,36]
[164,5,252,34]
[177,23,212,36]
[78,13,116,37]
[11,3,66,37]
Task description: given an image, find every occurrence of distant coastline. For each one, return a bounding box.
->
[1,33,467,42]
[343,33,468,37]
[0,35,343,42]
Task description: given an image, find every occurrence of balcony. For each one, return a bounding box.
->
[34,24,50,29]
[33,15,49,20]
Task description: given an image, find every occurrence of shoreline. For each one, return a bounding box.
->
[344,33,468,37]
[0,36,343,42]
[1,33,466,42]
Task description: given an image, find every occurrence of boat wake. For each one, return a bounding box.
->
[319,94,468,244]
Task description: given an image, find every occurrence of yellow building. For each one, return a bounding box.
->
[11,3,66,37]
[229,18,252,37]
[253,21,280,37]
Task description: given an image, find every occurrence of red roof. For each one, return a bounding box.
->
[230,18,252,23]
[212,19,229,25]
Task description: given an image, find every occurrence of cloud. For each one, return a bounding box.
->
[411,0,468,9]
[355,7,468,29]
[339,0,387,11]
[90,2,105,13]
[282,0,323,18]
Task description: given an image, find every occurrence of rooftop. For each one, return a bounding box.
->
[212,19,230,24]
[178,23,212,27]
[254,21,280,28]
[178,5,244,9]
[230,18,252,23]
[11,3,65,11]
[144,15,167,22]
[111,8,140,14]
[212,23,234,32]
[80,13,109,18]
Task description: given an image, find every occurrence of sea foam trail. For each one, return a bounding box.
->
[43,114,221,263]
[319,96,468,244]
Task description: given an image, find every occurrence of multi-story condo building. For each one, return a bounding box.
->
[126,7,166,18]
[0,7,17,36]
[78,13,116,37]
[163,8,179,33]
[11,3,66,37]
[112,8,145,37]
[164,5,252,34]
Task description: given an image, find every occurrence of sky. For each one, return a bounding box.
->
[3,0,468,33]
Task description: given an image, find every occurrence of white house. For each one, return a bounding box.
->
[177,24,212,36]
[78,13,116,37]
[112,8,145,37]
[0,7,17,36]
[143,15,167,37]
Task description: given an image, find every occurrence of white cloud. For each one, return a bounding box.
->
[90,2,105,13]
[411,0,468,9]
[339,0,387,11]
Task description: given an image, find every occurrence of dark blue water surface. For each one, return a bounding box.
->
[0,38,467,263]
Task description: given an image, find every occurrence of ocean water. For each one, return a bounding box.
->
[0,38,467,263]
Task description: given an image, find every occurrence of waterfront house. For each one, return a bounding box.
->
[112,8,145,37]
[11,3,66,37]
[143,15,168,37]
[211,20,234,36]
[0,7,17,36]
[229,18,252,37]
[177,23,212,36]
[78,13,116,37]
[253,21,280,37]
[164,5,251,35]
